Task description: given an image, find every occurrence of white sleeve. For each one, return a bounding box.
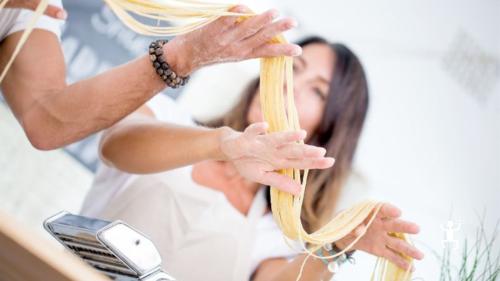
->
[146,93,196,127]
[8,0,65,39]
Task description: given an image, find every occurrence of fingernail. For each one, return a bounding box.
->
[269,9,279,19]
[293,185,301,195]
[291,45,302,56]
[327,157,335,166]
[307,147,323,157]
[297,129,307,139]
[233,5,245,12]
[418,251,425,260]
[57,10,67,20]
[414,224,421,233]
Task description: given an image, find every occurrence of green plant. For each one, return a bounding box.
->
[436,218,500,281]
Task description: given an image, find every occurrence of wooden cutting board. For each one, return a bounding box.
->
[0,210,109,281]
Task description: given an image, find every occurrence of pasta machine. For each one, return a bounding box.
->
[44,211,176,281]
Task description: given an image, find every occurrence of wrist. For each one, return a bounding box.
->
[333,241,356,258]
[163,38,193,77]
[334,240,348,251]
[212,126,235,161]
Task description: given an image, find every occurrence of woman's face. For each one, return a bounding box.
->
[247,43,335,136]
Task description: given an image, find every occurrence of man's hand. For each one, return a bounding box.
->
[163,5,301,77]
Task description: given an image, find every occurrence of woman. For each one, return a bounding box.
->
[81,36,424,280]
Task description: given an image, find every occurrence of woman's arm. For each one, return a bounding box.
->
[253,256,332,281]
[0,6,301,150]
[253,204,424,281]
[99,105,335,194]
[99,106,229,174]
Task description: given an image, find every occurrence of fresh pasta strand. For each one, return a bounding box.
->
[0,0,10,10]
[259,35,413,281]
[0,1,413,280]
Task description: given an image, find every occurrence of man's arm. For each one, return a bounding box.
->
[0,6,301,150]
[0,29,167,150]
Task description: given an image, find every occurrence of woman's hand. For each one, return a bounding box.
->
[218,122,335,194]
[335,203,424,271]
[163,5,301,77]
[4,0,67,19]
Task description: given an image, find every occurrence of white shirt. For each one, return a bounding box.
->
[80,94,299,275]
[0,0,64,41]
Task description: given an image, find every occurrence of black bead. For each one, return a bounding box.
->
[156,68,164,75]
[158,56,165,63]
[165,69,172,76]
[153,62,160,69]
[161,63,169,70]
[155,48,163,56]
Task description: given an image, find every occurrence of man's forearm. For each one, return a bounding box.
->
[20,55,166,149]
[1,30,190,150]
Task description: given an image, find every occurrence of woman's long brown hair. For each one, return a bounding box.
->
[204,36,369,232]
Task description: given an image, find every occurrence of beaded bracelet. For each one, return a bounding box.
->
[315,243,355,273]
[148,39,190,88]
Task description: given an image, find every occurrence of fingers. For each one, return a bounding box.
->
[250,129,334,170]
[251,43,302,58]
[224,8,302,58]
[244,122,269,137]
[278,157,334,170]
[259,171,301,194]
[264,130,307,146]
[229,4,252,13]
[44,5,67,19]
[386,236,424,261]
[353,224,367,237]
[383,218,420,234]
[277,143,326,158]
[212,5,250,31]
[243,17,297,49]
[227,9,278,41]
[379,203,402,219]
[383,247,413,271]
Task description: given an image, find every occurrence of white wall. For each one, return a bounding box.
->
[0,104,93,243]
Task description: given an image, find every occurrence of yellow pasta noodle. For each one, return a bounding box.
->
[0,1,413,280]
